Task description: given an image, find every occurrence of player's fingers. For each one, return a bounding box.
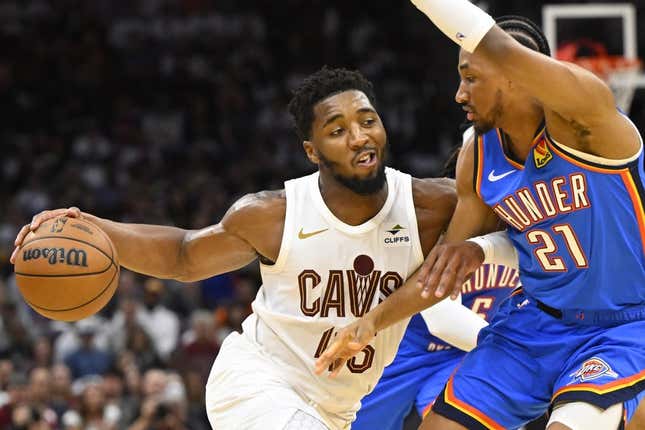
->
[314,331,351,374]
[30,208,67,230]
[314,355,332,375]
[355,322,376,346]
[450,264,467,300]
[417,248,438,290]
[314,346,335,374]
[346,342,364,351]
[436,257,460,299]
[14,224,31,247]
[66,207,82,218]
[9,247,19,265]
[329,358,347,378]
[450,262,469,300]
[423,251,450,298]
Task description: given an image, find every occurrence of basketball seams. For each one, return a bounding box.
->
[15,263,114,277]
[24,264,118,313]
[88,219,118,263]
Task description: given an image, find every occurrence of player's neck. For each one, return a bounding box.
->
[318,175,389,226]
[498,109,544,162]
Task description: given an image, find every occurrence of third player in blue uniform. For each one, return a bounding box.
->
[353,263,518,430]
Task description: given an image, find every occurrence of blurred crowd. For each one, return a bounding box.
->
[0,0,644,429]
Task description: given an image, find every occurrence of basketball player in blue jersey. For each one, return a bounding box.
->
[316,3,645,429]
[353,262,519,430]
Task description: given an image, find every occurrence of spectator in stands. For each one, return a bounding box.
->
[49,364,74,423]
[174,310,220,381]
[138,279,180,363]
[64,319,113,380]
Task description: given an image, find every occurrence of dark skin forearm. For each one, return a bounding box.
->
[369,266,444,332]
[81,213,190,279]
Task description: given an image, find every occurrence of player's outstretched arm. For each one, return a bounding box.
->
[314,262,444,377]
[314,254,490,375]
[409,0,640,159]
[416,133,499,299]
[11,191,285,282]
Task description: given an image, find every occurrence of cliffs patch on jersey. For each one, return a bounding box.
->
[382,224,411,247]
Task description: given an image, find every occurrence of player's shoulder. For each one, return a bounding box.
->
[411,177,457,254]
[223,189,286,227]
[411,177,457,212]
[235,189,286,209]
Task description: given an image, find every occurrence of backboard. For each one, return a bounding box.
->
[542,3,644,114]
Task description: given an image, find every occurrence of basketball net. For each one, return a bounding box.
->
[557,39,642,114]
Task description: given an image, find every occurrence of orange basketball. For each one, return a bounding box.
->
[14,216,119,321]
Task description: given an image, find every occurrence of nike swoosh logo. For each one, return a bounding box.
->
[298,228,329,239]
[488,169,516,182]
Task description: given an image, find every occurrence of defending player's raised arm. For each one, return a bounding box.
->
[11,191,286,282]
[476,28,616,122]
[410,0,640,159]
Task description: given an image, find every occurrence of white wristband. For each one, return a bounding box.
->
[410,0,495,53]
[421,295,488,352]
[466,231,518,268]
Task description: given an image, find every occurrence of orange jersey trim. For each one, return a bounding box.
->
[553,368,645,400]
[510,287,524,297]
[496,129,524,170]
[621,171,645,255]
[421,401,434,419]
[443,376,505,430]
[475,134,485,198]
[531,128,547,148]
[546,139,629,174]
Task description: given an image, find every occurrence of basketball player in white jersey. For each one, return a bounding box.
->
[12,67,489,429]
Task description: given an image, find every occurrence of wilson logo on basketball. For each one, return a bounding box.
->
[569,357,618,382]
[23,248,89,267]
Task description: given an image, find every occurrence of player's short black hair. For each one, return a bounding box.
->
[496,15,551,57]
[287,66,377,141]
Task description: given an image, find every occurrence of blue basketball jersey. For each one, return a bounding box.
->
[475,123,645,323]
[353,265,517,430]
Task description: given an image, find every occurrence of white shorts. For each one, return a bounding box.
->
[205,331,332,430]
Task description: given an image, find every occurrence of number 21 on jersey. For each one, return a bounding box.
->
[526,224,588,271]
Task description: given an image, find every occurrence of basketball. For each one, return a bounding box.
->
[13,217,119,322]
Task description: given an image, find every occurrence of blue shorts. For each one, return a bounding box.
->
[353,348,465,430]
[433,291,645,429]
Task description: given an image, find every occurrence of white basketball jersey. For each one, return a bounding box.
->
[241,168,424,428]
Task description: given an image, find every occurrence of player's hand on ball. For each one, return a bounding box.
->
[314,318,376,378]
[10,207,82,264]
[417,241,484,300]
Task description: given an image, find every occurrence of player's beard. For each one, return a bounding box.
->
[472,89,504,135]
[318,146,389,196]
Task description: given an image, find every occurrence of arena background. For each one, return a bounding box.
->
[0,1,643,429]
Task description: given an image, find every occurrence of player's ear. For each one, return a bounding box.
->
[303,141,320,164]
